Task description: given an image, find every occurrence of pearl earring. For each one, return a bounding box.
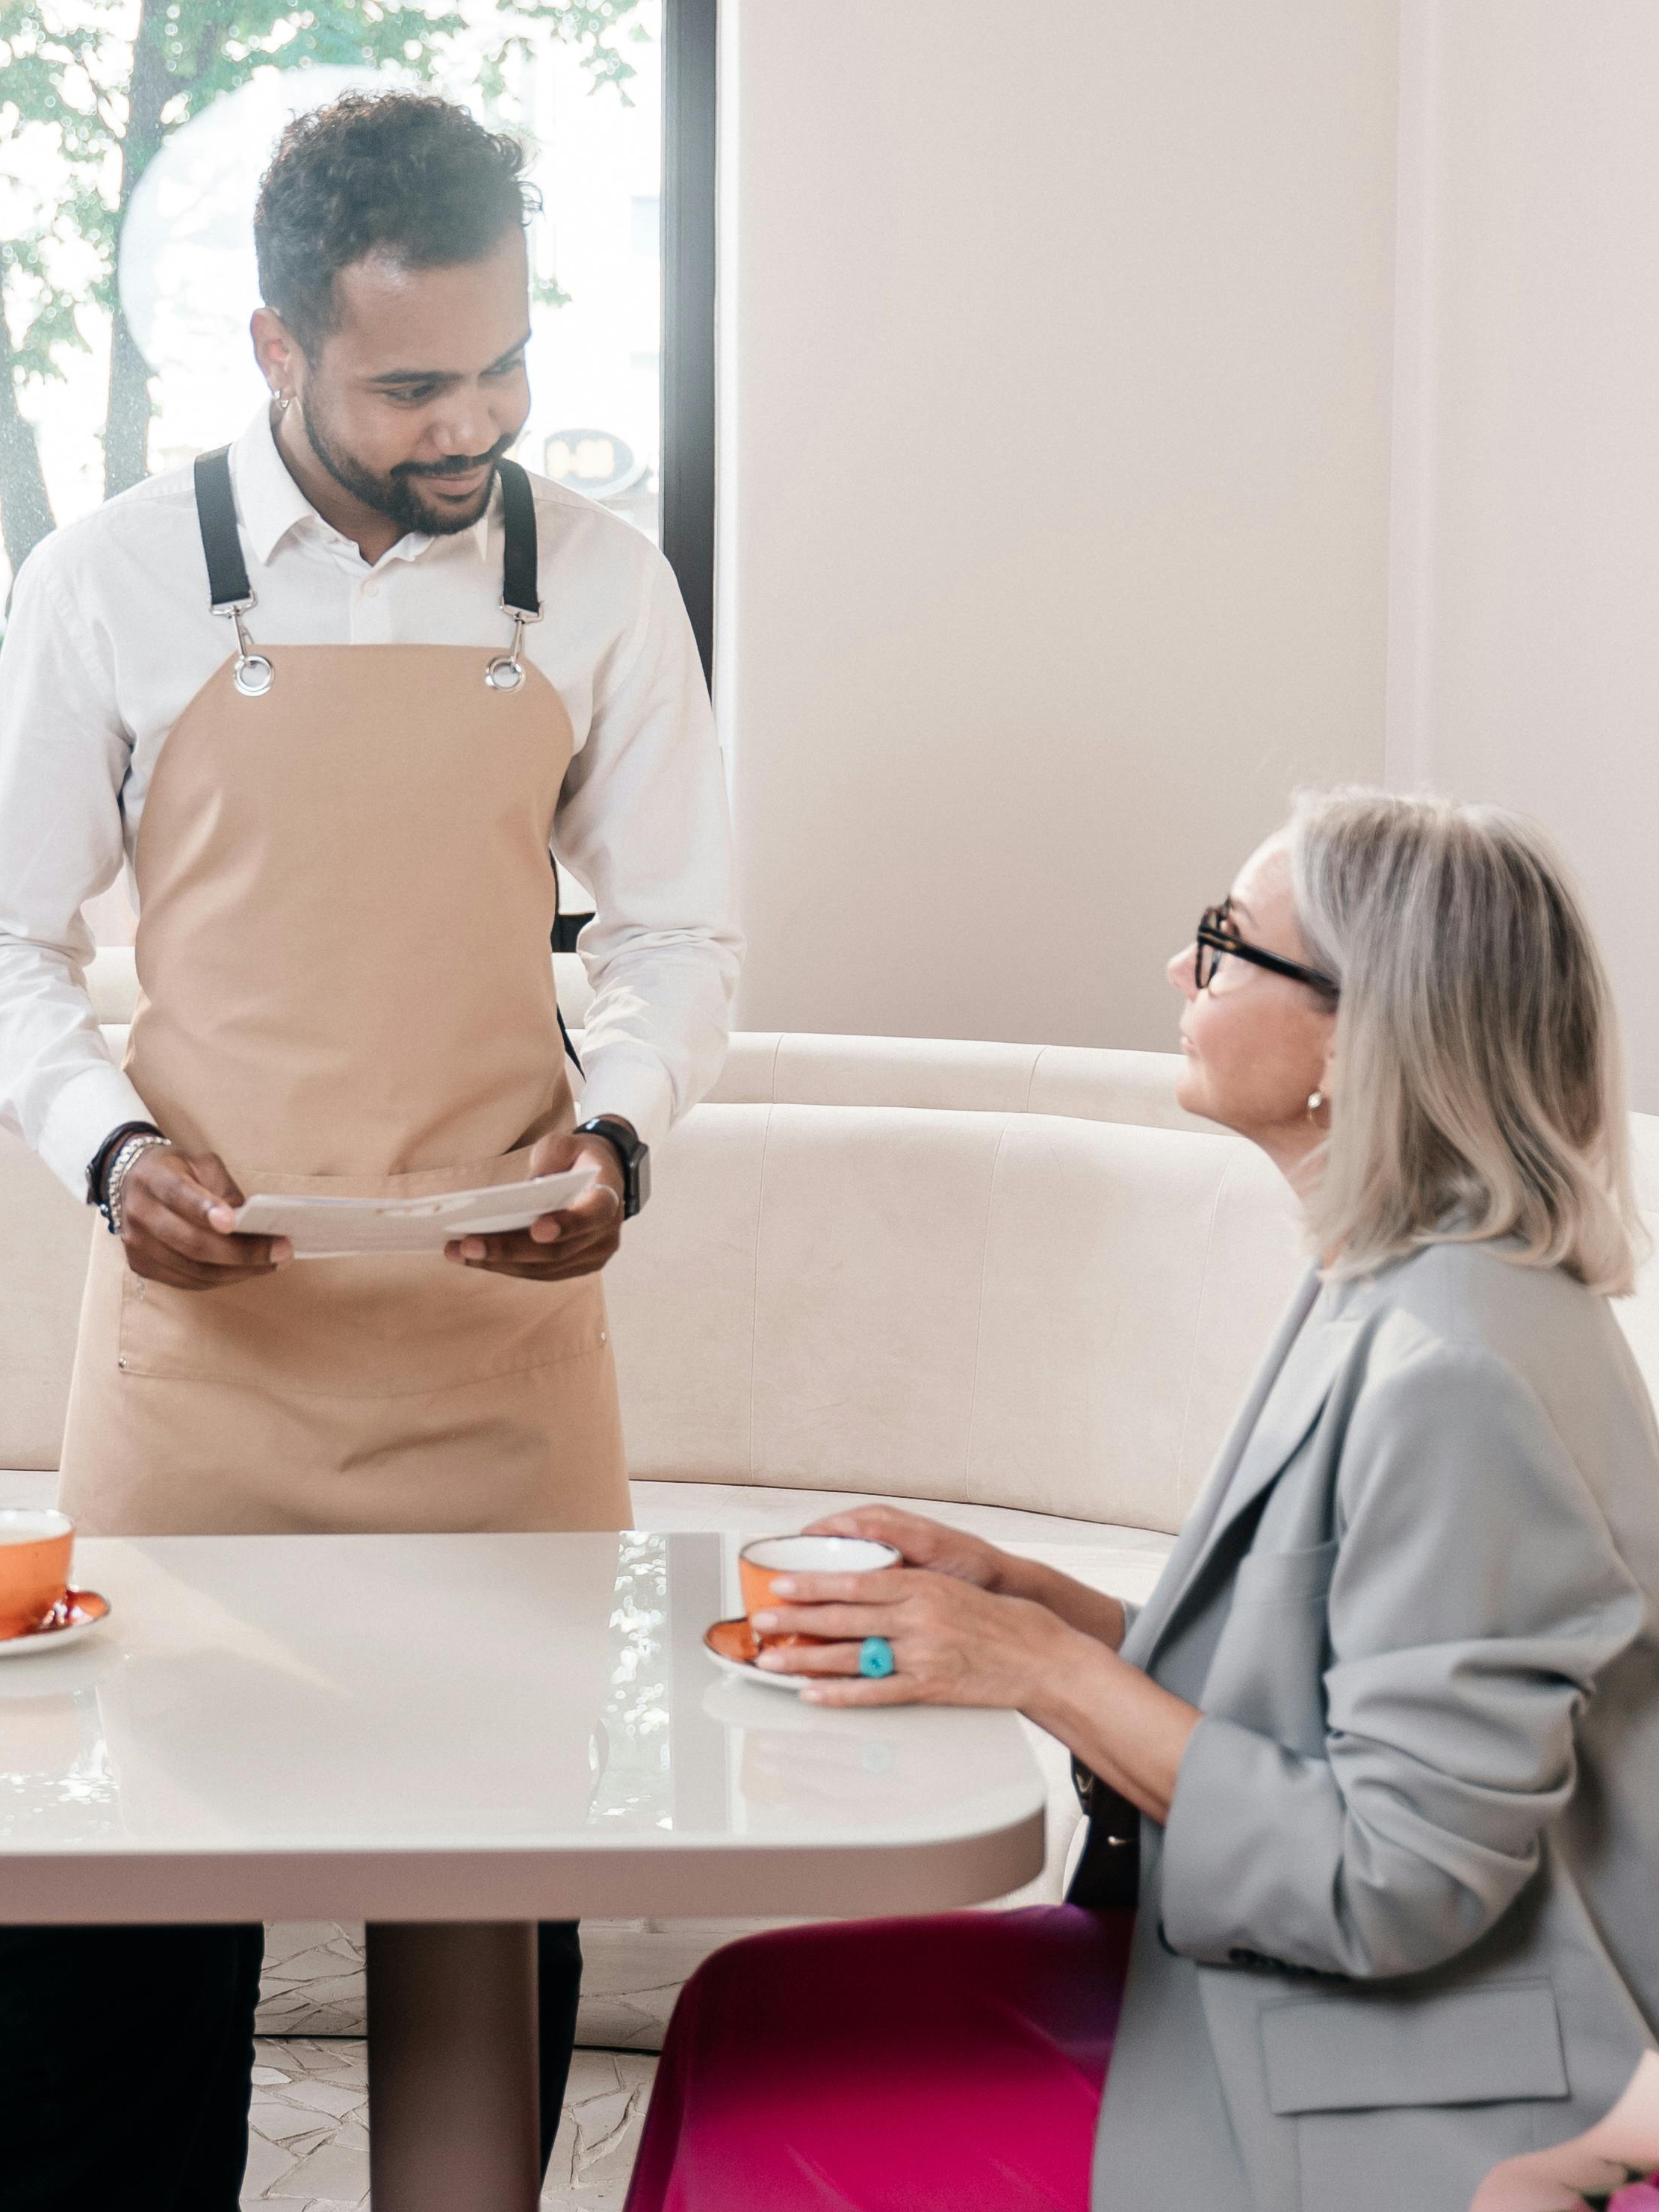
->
[1306,1089,1326,1122]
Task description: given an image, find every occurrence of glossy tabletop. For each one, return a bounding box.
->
[0,1532,1046,1924]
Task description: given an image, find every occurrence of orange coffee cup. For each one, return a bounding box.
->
[0,1508,74,1641]
[738,1534,902,1652]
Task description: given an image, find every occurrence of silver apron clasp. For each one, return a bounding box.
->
[219,598,273,698]
[485,600,542,693]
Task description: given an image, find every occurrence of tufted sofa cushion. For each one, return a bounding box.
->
[604,1101,1307,1533]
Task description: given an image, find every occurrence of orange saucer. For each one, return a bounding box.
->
[705,1615,762,1664]
[0,1589,111,1661]
[703,1617,816,1693]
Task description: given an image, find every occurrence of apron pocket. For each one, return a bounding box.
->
[117,1149,608,1399]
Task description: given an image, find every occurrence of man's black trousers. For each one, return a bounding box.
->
[0,1919,585,2208]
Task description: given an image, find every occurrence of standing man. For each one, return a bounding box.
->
[0,91,739,2206]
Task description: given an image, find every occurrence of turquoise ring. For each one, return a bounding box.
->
[858,1635,896,1679]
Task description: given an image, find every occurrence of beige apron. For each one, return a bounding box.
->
[58,456,628,1538]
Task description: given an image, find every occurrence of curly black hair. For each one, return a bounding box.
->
[253,92,537,353]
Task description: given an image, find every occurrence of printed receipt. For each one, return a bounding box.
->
[232,1162,600,1258]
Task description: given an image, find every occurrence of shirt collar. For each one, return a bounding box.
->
[226,405,497,570]
[229,406,323,566]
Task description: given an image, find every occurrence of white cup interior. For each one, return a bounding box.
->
[0,1509,72,1547]
[740,1534,899,1575]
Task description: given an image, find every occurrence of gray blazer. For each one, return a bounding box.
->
[1093,1239,1659,2212]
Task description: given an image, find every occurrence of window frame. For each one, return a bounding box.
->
[553,0,716,951]
[660,0,718,687]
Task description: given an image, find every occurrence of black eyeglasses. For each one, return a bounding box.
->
[1194,902,1339,999]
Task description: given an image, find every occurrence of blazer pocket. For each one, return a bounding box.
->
[1231,1537,1339,1607]
[1261,1981,1569,2114]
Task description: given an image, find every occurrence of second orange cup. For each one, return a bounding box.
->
[0,1508,74,1641]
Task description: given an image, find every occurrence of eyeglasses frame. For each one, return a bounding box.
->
[1194,902,1339,1000]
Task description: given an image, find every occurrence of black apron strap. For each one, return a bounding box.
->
[197,445,539,617]
[549,859,583,1077]
[497,457,541,619]
[192,447,253,612]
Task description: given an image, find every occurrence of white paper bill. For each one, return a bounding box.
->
[232,1162,600,1258]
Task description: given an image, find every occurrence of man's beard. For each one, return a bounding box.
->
[300,393,515,537]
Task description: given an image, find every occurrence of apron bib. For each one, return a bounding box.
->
[58,450,628,1537]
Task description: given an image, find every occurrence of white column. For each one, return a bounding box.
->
[719,0,1400,1055]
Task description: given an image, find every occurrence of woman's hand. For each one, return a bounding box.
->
[757,1558,1203,1822]
[804,1502,1129,1653]
[751,1565,1073,1709]
[801,1505,1012,1593]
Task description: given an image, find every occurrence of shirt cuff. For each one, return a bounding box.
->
[36,1061,158,1202]
[574,1054,676,1159]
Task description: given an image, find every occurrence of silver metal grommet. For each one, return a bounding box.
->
[226,604,272,696]
[484,656,525,692]
[117,1356,128,1371]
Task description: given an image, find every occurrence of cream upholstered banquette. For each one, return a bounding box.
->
[4,949,1658,2048]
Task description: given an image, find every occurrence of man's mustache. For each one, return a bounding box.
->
[394,435,515,481]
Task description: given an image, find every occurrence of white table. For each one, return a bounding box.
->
[0,1531,1046,2210]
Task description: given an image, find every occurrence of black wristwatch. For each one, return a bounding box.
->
[575,1116,651,1218]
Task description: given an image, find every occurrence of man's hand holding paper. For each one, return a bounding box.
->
[120,1145,293,1290]
[442,1127,625,1282]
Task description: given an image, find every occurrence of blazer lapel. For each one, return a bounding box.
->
[1124,1271,1347,1670]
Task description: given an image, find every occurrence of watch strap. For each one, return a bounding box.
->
[575,1117,650,1218]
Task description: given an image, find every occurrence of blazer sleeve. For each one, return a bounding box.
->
[1158,1339,1646,1980]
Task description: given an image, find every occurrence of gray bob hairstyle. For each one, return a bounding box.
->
[1289,787,1643,1297]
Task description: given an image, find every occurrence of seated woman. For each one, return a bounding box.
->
[624,789,1659,2212]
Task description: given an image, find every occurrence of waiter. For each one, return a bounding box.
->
[0,90,739,2207]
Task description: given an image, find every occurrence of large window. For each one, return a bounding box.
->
[1,0,720,939]
[1,1,672,574]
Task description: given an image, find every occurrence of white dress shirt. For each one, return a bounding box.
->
[0,408,742,1196]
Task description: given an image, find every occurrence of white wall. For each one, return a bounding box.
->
[1386,1,1659,1110]
[719,0,1402,1052]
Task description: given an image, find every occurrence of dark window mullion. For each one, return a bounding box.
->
[556,0,715,960]
[661,0,718,688]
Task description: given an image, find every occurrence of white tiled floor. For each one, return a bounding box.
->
[242,2039,657,2211]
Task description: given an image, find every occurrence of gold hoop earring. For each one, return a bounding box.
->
[1306,1089,1326,1123]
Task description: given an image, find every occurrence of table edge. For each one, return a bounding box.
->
[0,1806,1047,1924]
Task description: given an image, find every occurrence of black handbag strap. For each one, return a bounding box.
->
[1066,1762,1141,1910]
[497,456,541,619]
[193,446,542,619]
[193,447,252,612]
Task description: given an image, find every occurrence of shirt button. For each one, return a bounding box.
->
[362,580,379,598]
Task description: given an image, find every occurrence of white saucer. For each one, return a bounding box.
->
[703,1617,816,1694]
[0,1590,111,1661]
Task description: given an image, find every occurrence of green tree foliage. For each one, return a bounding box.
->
[0,0,642,570]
